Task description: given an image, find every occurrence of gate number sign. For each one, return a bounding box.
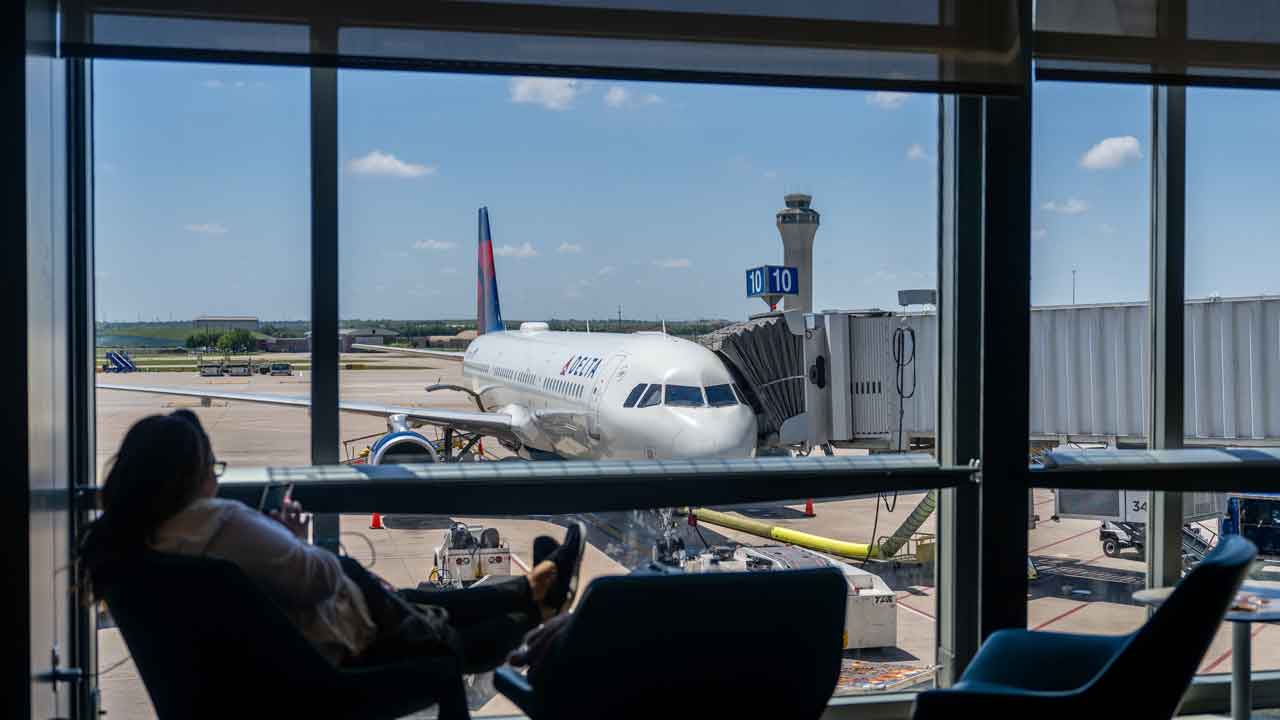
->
[746,265,799,298]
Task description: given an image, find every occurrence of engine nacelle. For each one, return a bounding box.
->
[367,431,439,464]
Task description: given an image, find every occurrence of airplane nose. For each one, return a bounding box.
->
[672,431,715,458]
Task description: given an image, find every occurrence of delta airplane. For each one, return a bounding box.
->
[99,208,758,462]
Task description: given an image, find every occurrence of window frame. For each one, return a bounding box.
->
[73,8,1280,717]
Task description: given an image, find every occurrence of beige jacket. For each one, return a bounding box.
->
[151,497,376,665]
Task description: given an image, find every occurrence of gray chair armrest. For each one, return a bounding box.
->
[494,665,539,717]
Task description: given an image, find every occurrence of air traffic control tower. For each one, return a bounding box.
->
[776,194,819,314]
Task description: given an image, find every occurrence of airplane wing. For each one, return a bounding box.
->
[96,384,515,439]
[351,343,464,361]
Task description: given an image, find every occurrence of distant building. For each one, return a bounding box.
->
[423,328,477,350]
[261,336,309,353]
[338,327,400,353]
[193,315,259,332]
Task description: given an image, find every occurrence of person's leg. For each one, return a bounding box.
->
[440,611,540,674]
[339,556,412,630]
[400,576,539,626]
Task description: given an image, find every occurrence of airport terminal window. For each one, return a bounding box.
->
[1186,86,1280,675]
[705,384,737,407]
[331,66,941,705]
[1028,81,1152,639]
[92,59,312,717]
[665,384,705,407]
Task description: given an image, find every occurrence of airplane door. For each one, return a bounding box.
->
[588,353,627,440]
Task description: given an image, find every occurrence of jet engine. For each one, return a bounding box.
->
[366,430,439,464]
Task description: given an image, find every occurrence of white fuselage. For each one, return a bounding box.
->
[462,327,757,460]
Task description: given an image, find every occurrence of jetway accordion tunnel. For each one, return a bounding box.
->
[706,295,1280,451]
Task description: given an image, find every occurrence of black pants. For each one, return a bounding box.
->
[341,557,540,674]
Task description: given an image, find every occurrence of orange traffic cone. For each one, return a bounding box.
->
[804,499,816,517]
[369,512,384,530]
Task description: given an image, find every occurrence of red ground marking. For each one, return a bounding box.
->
[1202,623,1270,674]
[896,592,936,620]
[1032,602,1089,631]
[1030,526,1098,555]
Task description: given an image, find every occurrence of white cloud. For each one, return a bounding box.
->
[1041,198,1089,215]
[413,239,457,251]
[906,143,930,161]
[510,77,583,110]
[867,91,909,110]
[598,265,616,276]
[1032,227,1048,240]
[557,242,583,254]
[346,150,436,178]
[1080,135,1142,170]
[604,85,663,109]
[184,223,228,235]
[605,86,629,108]
[655,258,691,269]
[494,242,538,258]
[202,79,266,90]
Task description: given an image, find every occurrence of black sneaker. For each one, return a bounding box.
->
[544,521,586,614]
[533,535,560,567]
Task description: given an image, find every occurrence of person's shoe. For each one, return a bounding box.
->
[543,521,586,614]
[533,535,559,567]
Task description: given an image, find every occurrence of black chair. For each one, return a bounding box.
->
[103,551,469,720]
[494,567,847,720]
[913,535,1257,720]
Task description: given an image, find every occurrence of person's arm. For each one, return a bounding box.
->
[211,501,344,607]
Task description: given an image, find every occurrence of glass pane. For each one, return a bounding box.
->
[92,60,311,717]
[335,68,941,706]
[1029,81,1153,636]
[1187,86,1280,675]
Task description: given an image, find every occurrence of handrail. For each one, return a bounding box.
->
[197,455,971,515]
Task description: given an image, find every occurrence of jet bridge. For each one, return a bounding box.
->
[709,295,1280,451]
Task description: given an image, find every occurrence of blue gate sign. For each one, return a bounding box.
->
[745,265,799,297]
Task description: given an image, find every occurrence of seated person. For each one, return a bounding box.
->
[80,410,586,676]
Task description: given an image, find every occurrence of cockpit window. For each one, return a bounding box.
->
[665,384,705,407]
[732,383,747,404]
[705,384,737,407]
[637,384,662,408]
[623,384,647,408]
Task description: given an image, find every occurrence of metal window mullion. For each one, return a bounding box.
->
[1147,84,1187,591]
[309,18,341,550]
[67,58,100,720]
[936,94,982,685]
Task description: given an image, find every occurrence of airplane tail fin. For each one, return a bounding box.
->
[476,207,505,334]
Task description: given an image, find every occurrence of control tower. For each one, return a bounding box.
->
[776,193,820,314]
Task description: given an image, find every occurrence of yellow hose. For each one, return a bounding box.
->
[689,507,878,559]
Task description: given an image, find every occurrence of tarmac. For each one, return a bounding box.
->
[94,357,1280,718]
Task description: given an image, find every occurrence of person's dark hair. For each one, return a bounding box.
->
[80,410,214,595]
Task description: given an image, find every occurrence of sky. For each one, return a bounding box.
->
[93,61,1280,322]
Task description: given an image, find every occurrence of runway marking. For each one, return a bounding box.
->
[1201,623,1270,673]
[1029,527,1098,555]
[896,592,935,620]
[1032,601,1089,631]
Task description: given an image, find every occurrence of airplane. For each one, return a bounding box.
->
[99,208,758,463]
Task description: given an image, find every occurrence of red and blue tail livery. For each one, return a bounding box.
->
[476,207,505,335]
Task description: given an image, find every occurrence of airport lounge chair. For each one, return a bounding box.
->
[494,567,847,720]
[912,535,1257,720]
[103,551,469,720]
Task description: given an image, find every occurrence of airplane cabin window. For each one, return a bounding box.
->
[637,384,663,408]
[665,384,705,408]
[623,384,647,407]
[705,384,737,407]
